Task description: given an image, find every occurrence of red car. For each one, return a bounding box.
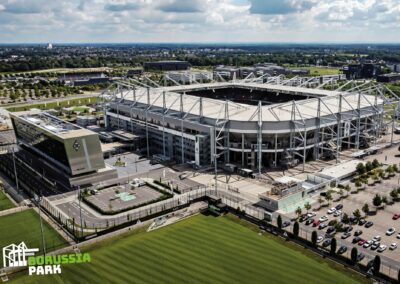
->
[358,239,366,246]
[393,214,400,220]
[312,220,321,227]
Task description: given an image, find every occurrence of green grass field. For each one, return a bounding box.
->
[291,66,342,76]
[0,190,15,211]
[12,214,368,284]
[0,209,68,267]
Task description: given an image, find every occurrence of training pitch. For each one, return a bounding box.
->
[0,190,14,211]
[11,214,368,284]
[0,209,68,267]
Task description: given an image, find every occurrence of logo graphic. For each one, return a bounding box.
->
[3,242,39,268]
[73,139,81,151]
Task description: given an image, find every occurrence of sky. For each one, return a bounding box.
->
[0,0,399,43]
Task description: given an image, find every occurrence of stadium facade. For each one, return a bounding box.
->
[103,75,397,172]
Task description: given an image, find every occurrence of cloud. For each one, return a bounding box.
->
[158,0,204,13]
[104,1,141,12]
[0,0,399,43]
[249,0,314,15]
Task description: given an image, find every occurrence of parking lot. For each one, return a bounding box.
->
[282,167,400,272]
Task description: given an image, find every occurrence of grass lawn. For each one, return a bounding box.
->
[292,66,342,76]
[11,213,368,284]
[0,190,15,211]
[0,209,68,267]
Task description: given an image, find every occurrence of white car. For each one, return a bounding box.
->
[397,233,400,239]
[319,216,328,222]
[333,210,342,217]
[386,228,396,236]
[363,240,373,248]
[378,245,387,252]
[389,243,397,250]
[327,207,336,214]
[307,212,316,218]
[372,235,381,242]
[317,236,324,243]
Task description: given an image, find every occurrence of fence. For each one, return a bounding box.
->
[40,187,265,239]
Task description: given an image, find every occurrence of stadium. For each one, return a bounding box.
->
[103,75,396,173]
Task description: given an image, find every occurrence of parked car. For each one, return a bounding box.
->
[317,236,324,243]
[333,210,342,217]
[363,240,373,248]
[344,225,353,232]
[282,221,291,228]
[337,245,347,254]
[371,242,380,250]
[307,212,316,218]
[305,218,314,226]
[352,237,361,244]
[358,219,366,226]
[358,239,366,246]
[326,227,336,235]
[313,220,321,227]
[335,204,343,210]
[357,253,365,262]
[378,245,387,252]
[299,214,308,222]
[372,235,381,242]
[397,233,400,239]
[327,207,336,214]
[354,230,363,237]
[365,221,374,228]
[393,214,400,220]
[319,216,328,222]
[389,243,397,250]
[318,223,328,230]
[322,239,332,247]
[386,227,396,236]
[341,232,351,239]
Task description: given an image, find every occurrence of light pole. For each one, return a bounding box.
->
[36,184,46,257]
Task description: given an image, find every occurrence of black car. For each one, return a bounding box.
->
[335,204,343,210]
[358,219,367,226]
[354,230,363,236]
[365,221,374,228]
[352,236,361,244]
[299,215,308,222]
[357,253,365,262]
[322,239,332,247]
[305,219,314,226]
[282,221,291,228]
[349,216,358,223]
[344,225,353,232]
[337,245,347,254]
[326,227,336,235]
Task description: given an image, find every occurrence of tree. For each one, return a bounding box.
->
[351,247,358,264]
[391,189,399,201]
[277,215,282,229]
[356,163,366,175]
[325,191,332,206]
[373,255,381,275]
[353,209,362,222]
[318,197,324,209]
[372,158,380,169]
[393,164,398,173]
[338,189,344,199]
[362,203,369,216]
[382,196,388,204]
[342,213,349,224]
[311,230,318,246]
[304,202,311,213]
[366,161,373,172]
[330,238,337,255]
[373,194,382,207]
[295,207,302,219]
[293,221,299,237]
